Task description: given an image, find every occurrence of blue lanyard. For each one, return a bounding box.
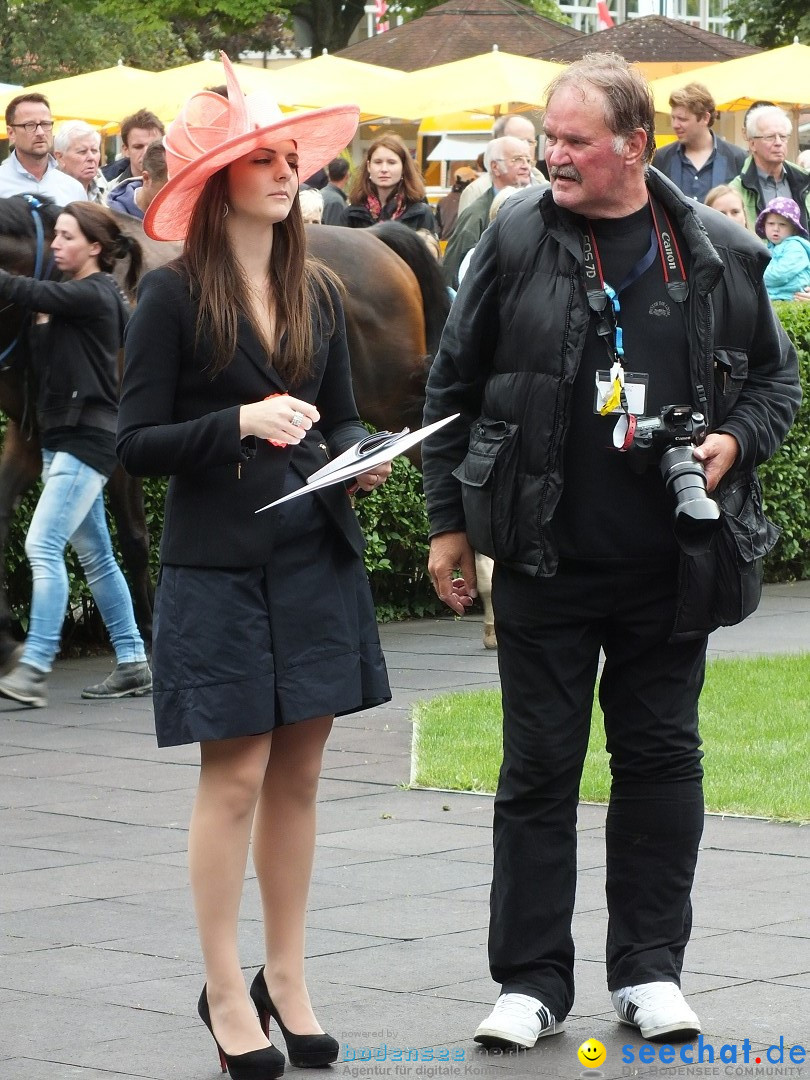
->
[601,231,658,360]
[582,195,688,367]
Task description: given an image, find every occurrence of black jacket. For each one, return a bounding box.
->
[651,135,746,198]
[422,170,800,634]
[321,182,348,226]
[0,269,127,433]
[343,198,436,233]
[117,266,368,567]
[442,188,495,289]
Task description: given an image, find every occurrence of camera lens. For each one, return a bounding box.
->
[659,446,721,555]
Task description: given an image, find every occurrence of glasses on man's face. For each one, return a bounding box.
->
[9,120,54,134]
[751,133,789,144]
[496,155,533,167]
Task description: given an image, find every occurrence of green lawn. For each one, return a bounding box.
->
[411,654,810,822]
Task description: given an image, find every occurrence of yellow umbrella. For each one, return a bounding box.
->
[0,65,155,132]
[648,43,810,114]
[377,49,566,122]
[267,55,406,119]
[142,60,292,124]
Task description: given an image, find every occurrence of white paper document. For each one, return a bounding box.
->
[255,413,460,512]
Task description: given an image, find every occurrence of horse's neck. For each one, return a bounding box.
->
[111,212,181,291]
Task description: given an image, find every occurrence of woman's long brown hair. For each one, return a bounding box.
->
[181,168,339,385]
[347,132,427,208]
[64,201,143,298]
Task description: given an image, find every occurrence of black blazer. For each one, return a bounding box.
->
[117,265,368,567]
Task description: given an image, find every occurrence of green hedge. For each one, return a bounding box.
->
[1,303,808,637]
[759,302,810,581]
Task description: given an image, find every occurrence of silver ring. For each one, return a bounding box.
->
[291,411,304,428]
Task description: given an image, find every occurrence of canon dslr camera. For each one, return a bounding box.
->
[627,404,720,554]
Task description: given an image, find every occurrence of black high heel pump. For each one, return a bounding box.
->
[249,968,340,1068]
[198,985,286,1079]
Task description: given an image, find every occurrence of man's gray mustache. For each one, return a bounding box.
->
[551,167,582,182]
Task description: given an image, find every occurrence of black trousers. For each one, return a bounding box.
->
[489,559,707,1021]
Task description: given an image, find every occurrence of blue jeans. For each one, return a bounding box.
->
[22,450,147,673]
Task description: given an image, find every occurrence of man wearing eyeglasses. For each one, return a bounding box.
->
[0,94,87,202]
[443,136,534,289]
[457,113,546,216]
[729,104,810,233]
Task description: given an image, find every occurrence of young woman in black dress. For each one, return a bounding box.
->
[117,56,391,1079]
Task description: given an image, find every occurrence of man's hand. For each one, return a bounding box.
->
[428,531,477,615]
[692,432,740,491]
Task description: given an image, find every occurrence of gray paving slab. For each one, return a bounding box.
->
[0,590,807,1079]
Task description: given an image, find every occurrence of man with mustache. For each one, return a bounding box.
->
[0,94,86,201]
[422,53,799,1051]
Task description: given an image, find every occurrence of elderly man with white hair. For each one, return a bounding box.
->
[54,120,108,204]
[729,104,810,233]
[442,135,535,289]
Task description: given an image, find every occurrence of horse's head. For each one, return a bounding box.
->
[0,194,61,278]
[0,195,62,368]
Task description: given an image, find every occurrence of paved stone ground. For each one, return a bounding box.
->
[1,582,808,1080]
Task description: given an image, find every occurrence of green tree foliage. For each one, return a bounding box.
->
[0,2,189,83]
[725,0,810,47]
[0,0,293,85]
[85,0,293,58]
[388,0,568,24]
[283,2,367,55]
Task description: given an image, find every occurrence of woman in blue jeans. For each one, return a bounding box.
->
[0,201,150,707]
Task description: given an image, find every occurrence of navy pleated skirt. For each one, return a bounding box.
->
[151,471,391,747]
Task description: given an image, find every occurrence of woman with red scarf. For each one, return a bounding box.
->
[343,132,436,233]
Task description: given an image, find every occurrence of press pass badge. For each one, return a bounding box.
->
[594,371,648,415]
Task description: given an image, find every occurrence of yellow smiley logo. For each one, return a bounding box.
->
[577,1038,607,1068]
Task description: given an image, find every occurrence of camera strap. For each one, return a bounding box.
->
[582,195,688,425]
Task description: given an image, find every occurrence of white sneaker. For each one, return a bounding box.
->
[612,981,701,1041]
[474,993,564,1049]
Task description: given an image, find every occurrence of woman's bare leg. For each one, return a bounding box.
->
[252,714,333,1033]
[189,732,275,1056]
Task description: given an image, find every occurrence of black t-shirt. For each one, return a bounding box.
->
[43,426,118,478]
[553,203,692,562]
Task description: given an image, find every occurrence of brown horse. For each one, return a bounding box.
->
[308,221,448,439]
[0,196,448,670]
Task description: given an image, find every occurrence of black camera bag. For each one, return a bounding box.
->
[671,470,779,641]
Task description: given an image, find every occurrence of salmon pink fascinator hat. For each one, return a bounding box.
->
[143,52,360,242]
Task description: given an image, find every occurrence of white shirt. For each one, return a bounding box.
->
[0,151,87,202]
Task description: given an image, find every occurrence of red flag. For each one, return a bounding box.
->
[375,0,389,32]
[597,0,615,28]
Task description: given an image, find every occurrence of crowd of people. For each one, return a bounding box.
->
[2,77,809,305]
[0,49,804,1078]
